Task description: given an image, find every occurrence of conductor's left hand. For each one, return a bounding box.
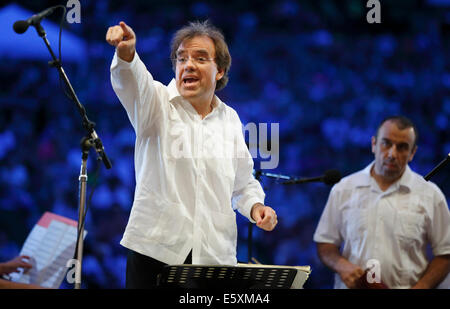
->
[251,203,278,231]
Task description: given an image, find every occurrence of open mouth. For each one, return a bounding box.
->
[183,77,199,85]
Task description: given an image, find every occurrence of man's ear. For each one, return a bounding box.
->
[371,136,377,154]
[409,145,418,162]
[216,68,224,81]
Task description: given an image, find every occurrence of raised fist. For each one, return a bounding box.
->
[106,21,136,62]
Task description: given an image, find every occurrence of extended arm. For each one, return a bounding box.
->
[108,21,167,136]
[106,21,136,62]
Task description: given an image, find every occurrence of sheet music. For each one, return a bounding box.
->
[9,212,87,288]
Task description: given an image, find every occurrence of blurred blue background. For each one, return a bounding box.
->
[0,0,449,289]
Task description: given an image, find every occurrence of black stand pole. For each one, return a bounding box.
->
[246,169,338,262]
[247,171,261,262]
[424,153,450,181]
[74,137,93,289]
[30,21,112,289]
[248,170,292,262]
[35,23,112,170]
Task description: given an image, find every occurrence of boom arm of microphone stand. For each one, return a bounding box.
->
[424,153,450,181]
[253,170,293,181]
[36,23,112,170]
[258,171,292,180]
[281,177,319,185]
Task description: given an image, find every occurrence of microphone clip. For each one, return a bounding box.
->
[48,59,62,68]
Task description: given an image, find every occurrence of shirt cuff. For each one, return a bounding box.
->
[111,50,138,70]
[241,197,264,224]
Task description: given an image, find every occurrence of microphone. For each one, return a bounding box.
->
[282,169,342,185]
[13,6,58,34]
[91,131,112,170]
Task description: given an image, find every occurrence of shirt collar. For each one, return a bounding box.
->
[357,161,413,193]
[167,78,225,115]
[168,78,181,102]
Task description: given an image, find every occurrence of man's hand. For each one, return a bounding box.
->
[251,203,277,231]
[316,243,365,289]
[337,260,365,289]
[0,255,32,275]
[106,21,136,62]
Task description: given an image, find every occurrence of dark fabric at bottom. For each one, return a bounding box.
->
[126,249,192,289]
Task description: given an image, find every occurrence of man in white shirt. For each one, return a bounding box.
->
[106,20,278,288]
[314,116,450,289]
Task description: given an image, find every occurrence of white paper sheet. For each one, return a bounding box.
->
[9,212,87,288]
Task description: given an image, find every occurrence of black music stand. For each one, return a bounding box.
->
[157,265,301,289]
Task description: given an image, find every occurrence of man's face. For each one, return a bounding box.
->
[371,120,417,182]
[175,35,224,105]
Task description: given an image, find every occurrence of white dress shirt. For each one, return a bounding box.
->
[110,52,265,266]
[314,163,450,289]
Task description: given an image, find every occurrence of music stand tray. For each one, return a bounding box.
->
[158,263,311,289]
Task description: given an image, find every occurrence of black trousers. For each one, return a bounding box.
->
[125,249,192,289]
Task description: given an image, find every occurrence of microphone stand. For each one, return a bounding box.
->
[248,170,293,262]
[424,153,450,181]
[247,169,340,262]
[30,21,112,289]
[74,137,92,289]
[248,171,259,262]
